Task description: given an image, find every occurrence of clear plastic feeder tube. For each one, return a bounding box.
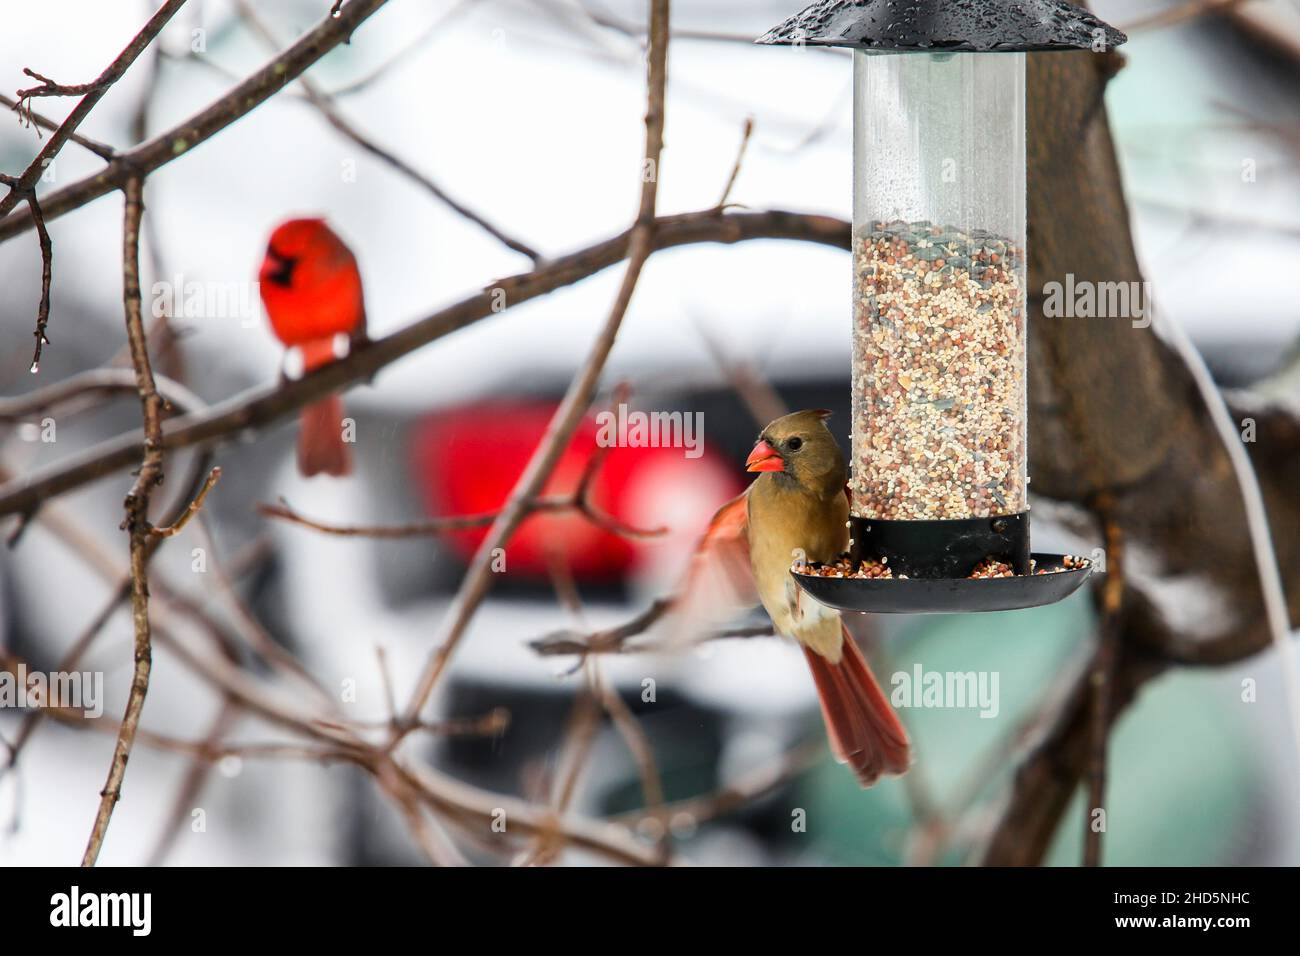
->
[851,51,1027,522]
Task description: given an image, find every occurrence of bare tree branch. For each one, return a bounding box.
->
[81,175,162,867]
[145,701,238,866]
[0,368,204,425]
[594,663,667,858]
[0,208,849,521]
[0,0,187,221]
[396,0,674,732]
[231,0,541,262]
[0,0,392,246]
[258,413,668,543]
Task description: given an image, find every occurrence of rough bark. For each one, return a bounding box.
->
[980,44,1297,864]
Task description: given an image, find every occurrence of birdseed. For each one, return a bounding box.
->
[969,556,1088,578]
[793,554,1087,580]
[968,558,1018,579]
[793,558,893,580]
[851,220,1027,520]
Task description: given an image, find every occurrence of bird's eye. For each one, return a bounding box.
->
[788,437,803,451]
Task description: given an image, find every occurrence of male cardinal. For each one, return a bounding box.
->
[680,409,910,787]
[258,218,366,477]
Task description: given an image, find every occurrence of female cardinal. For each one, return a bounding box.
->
[258,218,366,477]
[680,410,910,787]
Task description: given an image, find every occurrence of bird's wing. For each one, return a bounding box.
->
[669,489,759,644]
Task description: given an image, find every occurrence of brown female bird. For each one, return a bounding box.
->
[681,409,910,787]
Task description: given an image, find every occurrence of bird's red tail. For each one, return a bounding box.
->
[802,629,910,787]
[298,393,351,477]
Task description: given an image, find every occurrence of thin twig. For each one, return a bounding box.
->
[529,609,670,657]
[515,674,604,866]
[0,93,117,160]
[259,493,663,540]
[15,68,110,102]
[231,0,541,262]
[259,499,499,536]
[81,175,161,867]
[594,663,667,858]
[616,739,823,830]
[145,700,239,866]
[375,760,469,866]
[0,368,203,424]
[395,758,658,866]
[717,116,754,208]
[48,706,348,764]
[257,420,667,542]
[529,596,774,659]
[149,467,221,538]
[27,193,52,374]
[529,562,667,856]
[327,0,477,97]
[396,0,673,733]
[172,0,472,101]
[335,708,510,737]
[694,318,788,427]
[907,644,1091,864]
[0,0,188,222]
[0,176,58,377]
[376,646,398,724]
[184,514,335,708]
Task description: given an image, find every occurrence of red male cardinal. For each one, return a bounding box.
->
[258,218,366,477]
[680,410,910,787]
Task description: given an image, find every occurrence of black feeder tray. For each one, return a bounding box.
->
[791,554,1092,615]
[789,512,1094,614]
[761,0,1122,614]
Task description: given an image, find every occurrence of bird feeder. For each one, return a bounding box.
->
[758,0,1126,613]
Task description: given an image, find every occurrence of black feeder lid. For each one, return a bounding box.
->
[756,0,1127,53]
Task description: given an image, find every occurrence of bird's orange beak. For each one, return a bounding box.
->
[746,439,784,473]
